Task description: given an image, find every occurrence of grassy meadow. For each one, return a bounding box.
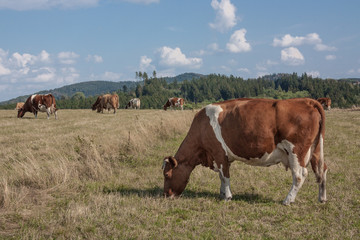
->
[0,108,359,239]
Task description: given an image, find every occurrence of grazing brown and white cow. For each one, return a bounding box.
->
[15,102,24,110]
[18,94,58,119]
[92,93,119,114]
[317,97,331,110]
[125,98,141,109]
[162,98,327,205]
[163,97,184,111]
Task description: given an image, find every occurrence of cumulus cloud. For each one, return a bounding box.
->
[281,47,305,66]
[139,55,155,71]
[58,51,79,64]
[0,48,83,101]
[273,33,336,51]
[226,29,251,53]
[325,55,336,60]
[209,0,237,32]
[0,63,11,76]
[159,46,202,68]
[238,68,250,74]
[86,54,103,63]
[306,71,320,78]
[0,0,99,11]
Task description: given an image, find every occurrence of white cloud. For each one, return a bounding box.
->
[0,0,99,11]
[226,29,251,53]
[39,50,51,63]
[159,46,202,68]
[273,33,321,47]
[86,54,103,63]
[325,55,336,60]
[238,68,250,74]
[0,63,11,76]
[0,48,84,101]
[209,0,237,32]
[314,44,337,51]
[58,51,79,64]
[11,52,36,68]
[266,60,278,66]
[306,71,320,78]
[281,47,305,66]
[32,67,56,83]
[273,33,336,52]
[139,55,155,71]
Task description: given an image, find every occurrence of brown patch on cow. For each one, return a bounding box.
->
[92,94,119,114]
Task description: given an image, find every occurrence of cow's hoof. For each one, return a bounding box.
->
[282,200,291,206]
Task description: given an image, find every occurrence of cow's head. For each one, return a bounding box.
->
[325,98,331,110]
[162,156,189,198]
[17,108,25,118]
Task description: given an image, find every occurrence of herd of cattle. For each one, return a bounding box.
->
[15,94,332,205]
[15,94,186,119]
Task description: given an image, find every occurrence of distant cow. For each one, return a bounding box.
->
[317,97,331,110]
[162,98,327,205]
[18,94,58,119]
[125,98,141,109]
[92,94,119,114]
[163,97,184,111]
[15,102,24,110]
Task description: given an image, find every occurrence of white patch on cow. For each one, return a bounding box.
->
[38,104,47,112]
[31,94,37,104]
[205,104,228,155]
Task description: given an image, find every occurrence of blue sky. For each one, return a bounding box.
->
[0,0,359,101]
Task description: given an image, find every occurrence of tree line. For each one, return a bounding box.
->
[1,72,359,110]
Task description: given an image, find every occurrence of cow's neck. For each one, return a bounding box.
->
[174,136,203,170]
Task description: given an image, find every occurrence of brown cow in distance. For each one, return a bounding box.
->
[317,97,331,110]
[15,102,24,110]
[92,94,119,114]
[162,98,327,205]
[18,94,58,119]
[163,97,184,110]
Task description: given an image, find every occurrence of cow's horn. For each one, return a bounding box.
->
[169,156,178,168]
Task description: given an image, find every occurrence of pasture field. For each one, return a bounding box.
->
[0,108,359,239]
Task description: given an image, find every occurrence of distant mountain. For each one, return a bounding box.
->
[0,72,205,105]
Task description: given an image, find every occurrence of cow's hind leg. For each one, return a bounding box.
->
[283,144,309,205]
[46,107,51,119]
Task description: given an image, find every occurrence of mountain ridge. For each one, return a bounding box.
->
[0,73,204,105]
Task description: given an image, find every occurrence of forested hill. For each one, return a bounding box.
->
[0,72,203,105]
[1,72,359,109]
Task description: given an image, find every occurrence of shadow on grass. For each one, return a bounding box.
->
[103,185,276,204]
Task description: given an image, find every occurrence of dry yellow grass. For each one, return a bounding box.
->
[0,108,359,239]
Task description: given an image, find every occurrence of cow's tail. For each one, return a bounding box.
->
[311,100,327,183]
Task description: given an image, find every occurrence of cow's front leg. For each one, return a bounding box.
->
[217,162,232,201]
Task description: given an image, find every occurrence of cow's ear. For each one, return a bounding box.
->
[168,156,178,168]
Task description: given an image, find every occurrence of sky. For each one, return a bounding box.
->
[0,0,359,101]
